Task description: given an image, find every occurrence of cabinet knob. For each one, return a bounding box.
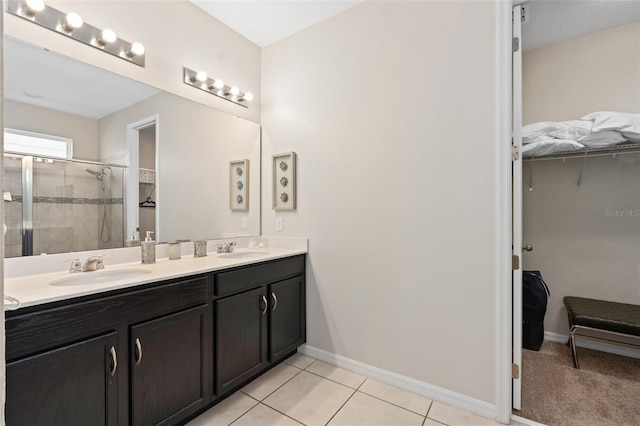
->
[271,293,278,311]
[135,338,143,366]
[522,244,533,252]
[261,295,268,315]
[109,346,118,377]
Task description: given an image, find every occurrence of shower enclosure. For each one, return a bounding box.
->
[4,153,126,257]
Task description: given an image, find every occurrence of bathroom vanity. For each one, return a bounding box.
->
[5,252,306,425]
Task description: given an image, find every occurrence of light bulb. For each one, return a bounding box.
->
[210,79,224,90]
[126,42,145,58]
[226,86,240,96]
[63,12,83,31]
[193,71,207,83]
[97,29,117,45]
[23,0,45,16]
[240,92,253,102]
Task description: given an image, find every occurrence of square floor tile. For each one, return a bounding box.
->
[428,401,500,426]
[424,419,446,426]
[185,392,257,426]
[232,403,303,426]
[263,370,355,426]
[327,391,424,426]
[241,362,302,401]
[358,378,432,416]
[284,352,316,369]
[306,360,366,389]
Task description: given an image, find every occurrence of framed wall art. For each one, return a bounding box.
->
[229,159,249,211]
[272,152,296,210]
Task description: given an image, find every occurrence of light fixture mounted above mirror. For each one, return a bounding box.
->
[7,0,146,67]
[183,67,253,108]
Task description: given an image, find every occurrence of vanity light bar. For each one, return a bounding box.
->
[183,67,252,108]
[7,0,146,67]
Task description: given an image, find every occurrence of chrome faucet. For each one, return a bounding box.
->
[66,257,82,273]
[82,255,105,272]
[217,241,237,253]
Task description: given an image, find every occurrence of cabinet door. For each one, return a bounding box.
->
[131,305,209,426]
[270,276,306,361]
[6,332,118,426]
[216,286,268,394]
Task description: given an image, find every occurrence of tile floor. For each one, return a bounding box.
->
[187,353,522,426]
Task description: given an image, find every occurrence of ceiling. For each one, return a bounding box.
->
[191,0,639,50]
[521,0,640,50]
[190,0,363,47]
[4,37,161,119]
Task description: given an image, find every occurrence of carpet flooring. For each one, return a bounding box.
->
[515,341,640,425]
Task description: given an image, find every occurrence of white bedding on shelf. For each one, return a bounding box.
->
[522,111,639,157]
[522,139,585,157]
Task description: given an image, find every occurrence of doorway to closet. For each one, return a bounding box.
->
[512,2,640,425]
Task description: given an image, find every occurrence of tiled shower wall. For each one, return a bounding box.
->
[3,157,124,257]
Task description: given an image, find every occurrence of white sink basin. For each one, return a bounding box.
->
[217,251,269,259]
[49,268,152,287]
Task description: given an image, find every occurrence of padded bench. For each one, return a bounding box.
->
[563,296,640,369]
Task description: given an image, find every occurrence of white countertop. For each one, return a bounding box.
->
[5,237,307,310]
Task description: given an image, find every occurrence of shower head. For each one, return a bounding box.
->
[84,167,111,179]
[84,168,101,176]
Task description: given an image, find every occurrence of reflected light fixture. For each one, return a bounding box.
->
[7,0,146,67]
[23,0,44,16]
[183,67,253,108]
[62,12,83,32]
[97,29,117,46]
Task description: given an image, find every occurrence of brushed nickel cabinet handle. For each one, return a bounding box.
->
[135,338,143,366]
[109,346,118,377]
[261,295,268,315]
[271,293,278,311]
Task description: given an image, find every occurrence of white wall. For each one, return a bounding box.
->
[262,1,499,403]
[4,0,261,123]
[522,22,640,335]
[523,22,640,124]
[4,100,99,160]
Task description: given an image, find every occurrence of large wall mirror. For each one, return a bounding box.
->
[3,36,261,258]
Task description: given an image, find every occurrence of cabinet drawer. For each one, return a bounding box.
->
[215,255,305,297]
[7,275,209,361]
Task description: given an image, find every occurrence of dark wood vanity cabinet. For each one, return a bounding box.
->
[6,332,119,426]
[130,304,210,426]
[5,274,211,426]
[215,255,306,396]
[5,254,305,425]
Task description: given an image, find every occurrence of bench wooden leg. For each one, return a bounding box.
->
[569,326,580,369]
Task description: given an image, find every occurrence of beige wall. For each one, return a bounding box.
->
[262,1,498,403]
[523,22,640,124]
[523,157,640,335]
[522,22,640,335]
[4,99,99,161]
[4,0,261,123]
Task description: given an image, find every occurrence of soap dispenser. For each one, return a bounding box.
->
[141,231,156,264]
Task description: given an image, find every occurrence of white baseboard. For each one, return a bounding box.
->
[544,331,640,359]
[512,414,546,426]
[298,344,498,422]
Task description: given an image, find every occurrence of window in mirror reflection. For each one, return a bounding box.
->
[4,128,72,158]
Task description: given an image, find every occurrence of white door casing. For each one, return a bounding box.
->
[512,4,524,412]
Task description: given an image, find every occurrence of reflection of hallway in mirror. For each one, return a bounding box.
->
[138,126,156,241]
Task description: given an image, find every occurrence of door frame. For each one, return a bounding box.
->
[496,0,516,423]
[126,115,160,242]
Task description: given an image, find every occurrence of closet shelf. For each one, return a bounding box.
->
[524,143,640,162]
